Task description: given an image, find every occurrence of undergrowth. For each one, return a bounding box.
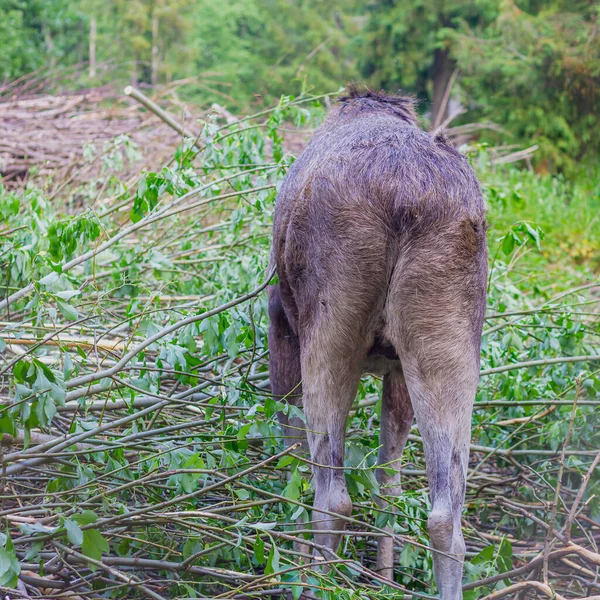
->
[0,94,599,599]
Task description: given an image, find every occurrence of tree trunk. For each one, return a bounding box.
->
[43,26,56,68]
[89,17,97,78]
[431,47,454,128]
[151,12,159,88]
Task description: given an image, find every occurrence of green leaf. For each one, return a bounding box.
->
[182,539,201,561]
[523,222,542,251]
[34,359,56,383]
[56,298,78,321]
[501,232,515,255]
[264,537,280,575]
[498,538,513,571]
[63,352,74,378]
[275,455,295,469]
[0,547,20,587]
[252,522,277,531]
[24,540,43,561]
[178,472,198,494]
[472,544,495,565]
[236,423,251,441]
[0,550,13,577]
[81,528,109,565]
[131,174,160,223]
[399,542,419,568]
[39,271,59,286]
[137,175,148,199]
[13,359,30,383]
[290,506,305,521]
[224,323,240,358]
[118,538,131,556]
[55,290,81,300]
[64,519,84,546]
[73,511,98,526]
[254,534,265,564]
[282,470,301,501]
[0,415,16,437]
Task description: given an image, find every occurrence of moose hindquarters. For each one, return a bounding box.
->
[382,219,487,599]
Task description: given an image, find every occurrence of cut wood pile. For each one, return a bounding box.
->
[0,77,535,193]
[0,79,195,188]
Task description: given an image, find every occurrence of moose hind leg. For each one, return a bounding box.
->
[376,370,414,580]
[390,338,478,599]
[384,222,487,599]
[407,375,473,600]
[301,337,363,560]
[269,284,315,560]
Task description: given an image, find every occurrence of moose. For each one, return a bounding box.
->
[268,86,487,599]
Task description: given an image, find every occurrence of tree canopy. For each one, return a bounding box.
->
[1,0,598,171]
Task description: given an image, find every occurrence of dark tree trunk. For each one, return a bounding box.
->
[431,47,454,128]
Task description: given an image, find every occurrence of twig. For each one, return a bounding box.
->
[478,580,566,600]
[564,449,600,540]
[53,541,167,600]
[124,86,198,141]
[481,354,600,376]
[543,379,580,582]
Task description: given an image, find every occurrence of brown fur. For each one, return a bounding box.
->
[268,87,487,599]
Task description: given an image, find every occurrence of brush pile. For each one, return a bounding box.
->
[0,78,599,600]
[0,75,534,192]
[0,77,195,188]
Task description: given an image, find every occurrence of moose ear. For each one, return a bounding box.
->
[433,129,450,146]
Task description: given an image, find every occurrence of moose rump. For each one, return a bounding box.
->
[268,88,487,600]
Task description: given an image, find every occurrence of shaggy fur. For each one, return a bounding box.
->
[268,87,488,600]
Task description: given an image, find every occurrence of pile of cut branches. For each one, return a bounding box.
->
[0,76,201,189]
[0,84,599,600]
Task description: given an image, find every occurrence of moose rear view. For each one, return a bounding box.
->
[268,86,488,600]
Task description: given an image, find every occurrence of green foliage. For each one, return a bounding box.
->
[47,213,101,261]
[448,1,600,172]
[359,0,497,101]
[0,95,599,598]
[360,1,600,169]
[464,539,513,598]
[0,0,86,78]
[0,531,20,588]
[131,171,170,223]
[81,529,110,565]
[2,0,599,171]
